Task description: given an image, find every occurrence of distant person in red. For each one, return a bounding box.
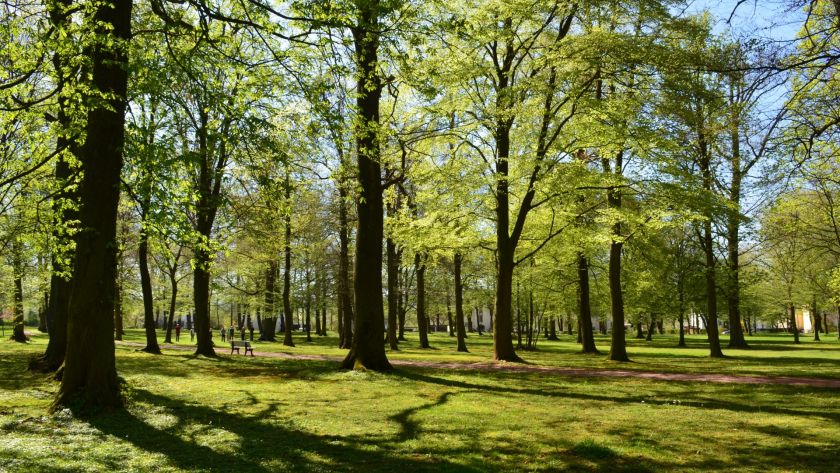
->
[175,322,181,342]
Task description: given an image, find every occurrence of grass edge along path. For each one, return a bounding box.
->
[116,340,840,389]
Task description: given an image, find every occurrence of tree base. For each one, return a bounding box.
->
[28,355,62,374]
[493,352,524,363]
[141,346,161,355]
[193,346,217,357]
[341,351,392,371]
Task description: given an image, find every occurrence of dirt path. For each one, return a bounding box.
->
[117,341,840,389]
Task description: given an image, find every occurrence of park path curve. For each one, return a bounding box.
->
[117,341,840,389]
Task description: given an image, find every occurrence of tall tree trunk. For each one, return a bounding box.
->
[31,0,76,373]
[261,262,277,341]
[342,1,390,370]
[314,273,322,336]
[386,238,399,350]
[678,288,686,347]
[699,131,725,358]
[192,105,228,358]
[446,290,454,336]
[305,287,312,343]
[789,303,800,344]
[812,295,821,341]
[646,314,655,341]
[38,291,48,333]
[337,177,354,348]
[321,276,328,336]
[282,172,295,347]
[416,254,430,348]
[53,0,130,410]
[454,253,468,352]
[577,253,598,353]
[397,267,407,341]
[164,270,178,343]
[11,246,27,343]
[606,151,629,361]
[726,81,748,349]
[138,224,160,354]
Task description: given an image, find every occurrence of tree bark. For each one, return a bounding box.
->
[282,172,295,347]
[53,0,130,410]
[605,150,629,361]
[164,269,178,343]
[699,129,725,358]
[416,253,430,348]
[138,223,160,354]
[789,303,800,344]
[386,237,399,350]
[577,253,598,353]
[11,246,27,343]
[342,1,391,370]
[646,314,655,341]
[454,253,468,352]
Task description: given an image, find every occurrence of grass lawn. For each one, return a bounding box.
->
[127,327,840,379]
[1,329,839,472]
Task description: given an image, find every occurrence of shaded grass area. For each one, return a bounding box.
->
[119,327,840,380]
[2,336,840,472]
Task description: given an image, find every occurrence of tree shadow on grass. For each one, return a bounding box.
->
[90,387,482,473]
[392,368,840,425]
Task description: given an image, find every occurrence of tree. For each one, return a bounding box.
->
[53,0,132,410]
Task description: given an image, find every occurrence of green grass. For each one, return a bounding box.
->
[2,330,839,472]
[123,327,840,379]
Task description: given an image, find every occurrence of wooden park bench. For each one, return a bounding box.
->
[231,340,254,356]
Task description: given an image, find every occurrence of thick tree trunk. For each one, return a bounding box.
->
[416,254,430,348]
[53,0,130,410]
[454,253,468,352]
[386,238,399,350]
[577,253,598,353]
[262,264,278,341]
[342,3,390,370]
[138,228,160,354]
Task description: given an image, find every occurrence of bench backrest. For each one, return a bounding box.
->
[231,341,251,348]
